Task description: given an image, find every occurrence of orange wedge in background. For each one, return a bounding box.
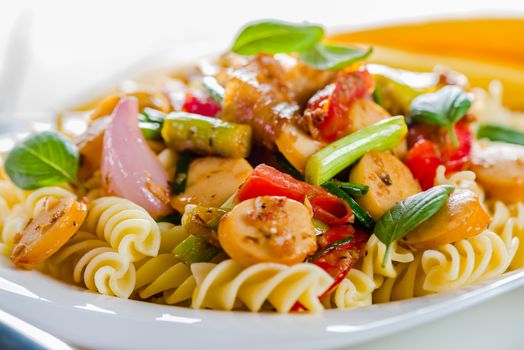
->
[328,17,524,110]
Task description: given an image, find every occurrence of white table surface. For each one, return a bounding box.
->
[1,0,524,349]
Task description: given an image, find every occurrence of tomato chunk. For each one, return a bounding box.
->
[301,69,374,142]
[405,121,472,189]
[237,164,353,226]
[311,225,369,297]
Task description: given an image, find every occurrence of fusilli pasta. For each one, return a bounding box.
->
[46,231,136,298]
[82,197,161,262]
[323,268,375,309]
[489,201,524,269]
[191,259,333,313]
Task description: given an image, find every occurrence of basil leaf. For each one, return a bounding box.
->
[5,131,80,189]
[374,185,454,267]
[477,124,524,146]
[232,20,323,55]
[299,43,372,71]
[409,86,471,146]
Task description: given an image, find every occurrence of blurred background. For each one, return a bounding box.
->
[1,0,524,349]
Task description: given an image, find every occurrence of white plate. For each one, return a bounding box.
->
[1,254,524,350]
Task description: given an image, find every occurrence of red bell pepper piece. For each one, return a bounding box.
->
[237,164,353,226]
[182,92,221,117]
[303,69,374,142]
[311,225,369,298]
[405,121,472,190]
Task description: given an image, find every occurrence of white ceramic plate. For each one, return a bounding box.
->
[1,254,524,350]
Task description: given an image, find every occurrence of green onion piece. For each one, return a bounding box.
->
[477,124,524,146]
[329,180,369,197]
[308,236,354,262]
[273,152,304,180]
[322,182,375,230]
[174,235,221,265]
[139,121,163,140]
[172,151,192,195]
[305,116,408,185]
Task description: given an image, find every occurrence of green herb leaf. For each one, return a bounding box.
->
[5,131,80,189]
[308,235,354,262]
[409,86,471,147]
[232,20,324,55]
[299,43,372,71]
[374,185,454,267]
[329,179,369,197]
[477,124,524,146]
[322,181,375,230]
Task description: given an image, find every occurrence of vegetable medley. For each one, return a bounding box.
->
[2,19,524,313]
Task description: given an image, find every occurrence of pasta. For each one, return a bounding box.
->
[3,19,524,314]
[359,234,414,289]
[46,231,136,298]
[323,268,375,309]
[82,197,161,262]
[191,259,333,313]
[489,201,524,269]
[420,230,517,293]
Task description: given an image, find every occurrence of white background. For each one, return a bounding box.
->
[1,0,524,349]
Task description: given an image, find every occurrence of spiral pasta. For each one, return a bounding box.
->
[376,230,518,302]
[359,234,414,289]
[191,259,333,313]
[46,231,136,298]
[82,197,161,262]
[489,201,524,269]
[24,186,76,218]
[434,166,485,203]
[421,230,517,292]
[323,268,375,309]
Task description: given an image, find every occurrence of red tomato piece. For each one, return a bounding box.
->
[312,225,369,298]
[405,121,472,189]
[405,139,443,190]
[237,164,353,225]
[182,92,221,117]
[303,69,374,142]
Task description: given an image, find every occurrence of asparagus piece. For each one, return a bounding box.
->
[181,204,228,247]
[305,116,408,185]
[161,112,252,158]
[173,235,221,266]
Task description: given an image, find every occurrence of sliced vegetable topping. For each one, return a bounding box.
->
[5,131,80,190]
[309,225,368,297]
[321,181,375,230]
[409,85,471,147]
[237,164,353,226]
[305,116,408,185]
[405,121,472,189]
[299,69,374,142]
[299,43,372,71]
[477,124,524,146]
[174,234,221,266]
[161,112,252,158]
[374,185,454,267]
[101,97,172,218]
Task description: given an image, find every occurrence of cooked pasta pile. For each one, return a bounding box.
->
[1,20,524,313]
